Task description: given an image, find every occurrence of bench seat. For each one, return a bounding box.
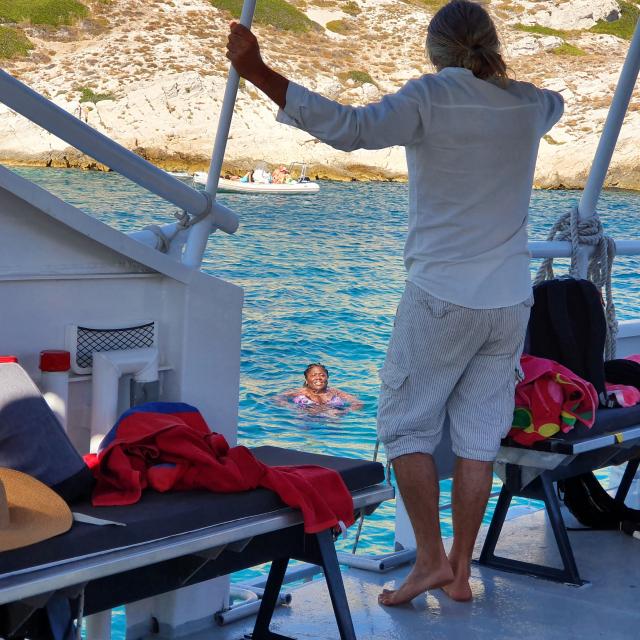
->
[502,405,640,454]
[0,447,392,640]
[478,408,640,585]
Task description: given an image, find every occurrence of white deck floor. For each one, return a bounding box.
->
[207,485,640,640]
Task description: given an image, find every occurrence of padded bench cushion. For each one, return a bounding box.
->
[0,447,383,577]
[562,405,640,440]
[502,405,640,453]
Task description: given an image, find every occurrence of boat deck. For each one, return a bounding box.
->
[209,483,640,640]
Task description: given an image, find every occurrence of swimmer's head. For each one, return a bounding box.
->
[304,363,329,390]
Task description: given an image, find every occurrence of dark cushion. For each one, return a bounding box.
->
[0,447,385,577]
[559,405,640,441]
[253,446,384,491]
[604,359,640,388]
[0,362,93,503]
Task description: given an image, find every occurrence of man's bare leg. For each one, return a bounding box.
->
[378,453,454,606]
[442,457,493,602]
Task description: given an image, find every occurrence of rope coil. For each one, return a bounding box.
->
[534,206,618,360]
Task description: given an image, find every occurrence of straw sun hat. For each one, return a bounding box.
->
[0,468,72,552]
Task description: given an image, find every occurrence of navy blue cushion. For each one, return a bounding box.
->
[0,362,93,503]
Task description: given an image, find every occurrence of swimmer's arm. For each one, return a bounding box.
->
[273,388,303,406]
[336,389,363,410]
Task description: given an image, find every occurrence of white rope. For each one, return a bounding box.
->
[534,206,618,360]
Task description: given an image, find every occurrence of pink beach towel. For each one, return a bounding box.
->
[510,354,598,446]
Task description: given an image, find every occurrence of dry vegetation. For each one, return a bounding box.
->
[2,0,640,175]
[1,0,636,104]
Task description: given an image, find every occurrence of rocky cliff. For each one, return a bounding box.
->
[1,0,640,188]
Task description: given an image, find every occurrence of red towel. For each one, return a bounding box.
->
[84,403,354,534]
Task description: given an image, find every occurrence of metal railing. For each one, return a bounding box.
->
[524,15,640,269]
[530,239,640,259]
[0,70,238,241]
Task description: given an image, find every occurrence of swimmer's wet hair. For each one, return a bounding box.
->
[303,363,329,386]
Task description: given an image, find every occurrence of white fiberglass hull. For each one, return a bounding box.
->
[193,173,320,194]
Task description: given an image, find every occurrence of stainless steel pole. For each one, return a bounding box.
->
[578,16,640,219]
[182,0,258,268]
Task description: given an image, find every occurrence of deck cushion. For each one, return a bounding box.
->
[560,405,640,441]
[0,447,384,577]
[502,404,640,452]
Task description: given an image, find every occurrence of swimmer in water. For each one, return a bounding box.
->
[277,363,363,412]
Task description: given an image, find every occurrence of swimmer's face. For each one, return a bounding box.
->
[305,366,328,391]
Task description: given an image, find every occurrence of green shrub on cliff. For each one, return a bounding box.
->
[551,42,586,56]
[341,69,376,86]
[326,20,348,34]
[419,0,448,10]
[0,0,88,27]
[210,0,314,32]
[591,1,639,40]
[78,86,114,103]
[342,1,360,16]
[514,23,571,38]
[0,24,32,58]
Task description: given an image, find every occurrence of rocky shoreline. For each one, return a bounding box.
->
[4,139,640,192]
[0,151,409,183]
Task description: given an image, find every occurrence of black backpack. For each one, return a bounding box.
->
[528,278,609,405]
[558,472,640,530]
[529,278,634,529]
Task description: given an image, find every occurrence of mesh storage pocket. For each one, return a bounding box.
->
[66,321,156,374]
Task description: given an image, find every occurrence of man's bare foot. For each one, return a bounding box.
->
[441,578,472,602]
[378,561,454,606]
[441,557,473,602]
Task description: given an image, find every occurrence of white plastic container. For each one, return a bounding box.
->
[39,350,71,431]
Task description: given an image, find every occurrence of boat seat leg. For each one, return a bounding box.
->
[615,458,640,504]
[478,483,513,566]
[478,475,585,585]
[314,529,357,640]
[247,557,294,640]
[540,474,583,585]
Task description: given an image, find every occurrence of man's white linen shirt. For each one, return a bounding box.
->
[277,67,564,308]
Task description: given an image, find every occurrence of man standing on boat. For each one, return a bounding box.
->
[226,0,563,605]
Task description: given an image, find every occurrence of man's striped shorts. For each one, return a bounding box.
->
[377,281,532,462]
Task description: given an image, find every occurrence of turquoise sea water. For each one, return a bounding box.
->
[12,168,640,599]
